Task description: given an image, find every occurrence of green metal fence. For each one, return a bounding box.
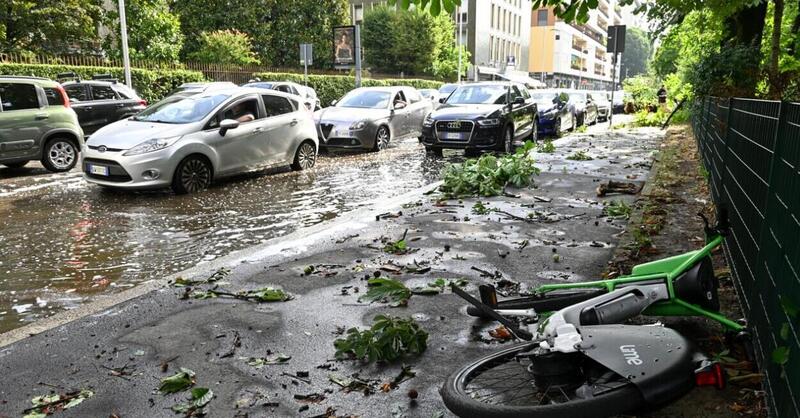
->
[693,97,800,417]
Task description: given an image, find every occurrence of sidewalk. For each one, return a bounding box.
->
[0,128,663,418]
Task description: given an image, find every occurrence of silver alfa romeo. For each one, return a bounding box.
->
[314,86,432,152]
[82,87,318,194]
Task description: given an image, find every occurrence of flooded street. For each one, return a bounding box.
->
[0,138,458,333]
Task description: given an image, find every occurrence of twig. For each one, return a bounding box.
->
[281,372,311,384]
[22,391,84,413]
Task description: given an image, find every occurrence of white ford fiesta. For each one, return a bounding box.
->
[82,87,318,194]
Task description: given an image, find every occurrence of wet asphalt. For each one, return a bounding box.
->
[0,119,670,418]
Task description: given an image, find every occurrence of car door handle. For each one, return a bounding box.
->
[289,119,298,126]
[253,127,264,133]
[35,113,49,120]
[84,106,93,111]
[117,103,125,108]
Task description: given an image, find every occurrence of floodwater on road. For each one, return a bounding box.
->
[0,138,458,334]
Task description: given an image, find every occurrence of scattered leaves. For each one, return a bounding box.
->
[566,150,593,161]
[334,315,428,363]
[440,141,541,198]
[160,368,196,394]
[172,388,213,416]
[23,390,94,418]
[412,278,467,295]
[242,354,292,368]
[359,278,412,307]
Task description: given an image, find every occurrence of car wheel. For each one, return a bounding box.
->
[554,117,562,137]
[291,141,317,171]
[372,126,390,152]
[503,126,515,154]
[3,161,28,169]
[529,118,538,143]
[41,137,78,172]
[172,155,212,194]
[577,113,584,127]
[425,146,443,157]
[570,113,577,131]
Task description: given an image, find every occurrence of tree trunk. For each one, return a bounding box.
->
[769,0,785,98]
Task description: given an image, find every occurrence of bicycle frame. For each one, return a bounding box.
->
[533,233,744,332]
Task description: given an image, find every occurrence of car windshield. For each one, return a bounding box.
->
[132,94,229,124]
[420,90,434,98]
[569,92,587,102]
[531,92,558,104]
[446,85,509,105]
[244,82,274,90]
[337,90,391,109]
[439,84,457,95]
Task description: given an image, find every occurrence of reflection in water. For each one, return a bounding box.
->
[0,139,459,333]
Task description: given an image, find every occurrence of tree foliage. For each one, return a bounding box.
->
[0,0,104,55]
[619,28,651,83]
[172,0,348,68]
[105,0,184,62]
[362,6,467,80]
[188,30,259,65]
[388,0,462,16]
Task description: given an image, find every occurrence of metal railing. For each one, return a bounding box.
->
[693,97,800,418]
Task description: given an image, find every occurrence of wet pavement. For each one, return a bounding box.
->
[0,115,631,334]
[0,139,458,334]
[0,121,667,418]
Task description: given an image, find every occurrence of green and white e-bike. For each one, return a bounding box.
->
[441,210,746,418]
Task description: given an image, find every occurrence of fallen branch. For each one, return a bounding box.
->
[596,181,642,197]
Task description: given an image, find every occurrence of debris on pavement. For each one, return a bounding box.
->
[359,278,412,307]
[171,388,213,416]
[159,368,196,394]
[596,180,642,196]
[242,353,292,368]
[334,315,428,362]
[22,389,94,418]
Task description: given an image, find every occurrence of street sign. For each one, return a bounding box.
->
[300,43,313,66]
[607,25,626,54]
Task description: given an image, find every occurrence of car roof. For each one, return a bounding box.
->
[0,75,59,86]
[179,81,237,89]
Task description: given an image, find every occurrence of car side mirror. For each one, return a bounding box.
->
[330,99,338,106]
[219,119,240,137]
[69,97,78,103]
[514,96,525,105]
[438,97,446,103]
[394,101,407,110]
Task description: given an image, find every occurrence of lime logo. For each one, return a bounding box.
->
[620,345,643,365]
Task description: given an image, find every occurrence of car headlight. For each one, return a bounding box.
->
[350,120,367,130]
[422,116,433,127]
[477,118,501,127]
[123,136,181,156]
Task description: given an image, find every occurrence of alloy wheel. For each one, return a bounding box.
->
[504,128,513,153]
[376,127,390,150]
[297,142,316,169]
[48,141,76,170]
[180,158,211,193]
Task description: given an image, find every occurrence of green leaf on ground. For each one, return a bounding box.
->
[412,278,467,295]
[242,354,292,368]
[603,200,632,219]
[159,368,196,394]
[360,278,412,306]
[334,315,428,363]
[383,239,408,254]
[566,150,593,161]
[537,140,556,153]
[172,387,214,415]
[240,287,293,302]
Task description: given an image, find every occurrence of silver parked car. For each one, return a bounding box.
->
[82,88,318,194]
[591,90,611,121]
[313,86,432,152]
[243,81,321,111]
[168,82,237,97]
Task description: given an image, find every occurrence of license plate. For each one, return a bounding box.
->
[440,132,466,140]
[333,129,351,138]
[89,164,109,176]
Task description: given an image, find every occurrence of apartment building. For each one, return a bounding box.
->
[528,0,624,90]
[347,0,532,81]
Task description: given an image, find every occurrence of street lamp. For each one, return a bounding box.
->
[118,0,132,88]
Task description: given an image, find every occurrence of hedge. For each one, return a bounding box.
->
[0,63,205,103]
[253,72,443,107]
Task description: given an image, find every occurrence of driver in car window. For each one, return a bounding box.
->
[393,94,407,108]
[229,102,255,123]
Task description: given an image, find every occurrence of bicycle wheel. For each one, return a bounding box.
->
[466,289,606,318]
[441,343,644,418]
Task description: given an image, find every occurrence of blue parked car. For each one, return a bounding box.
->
[532,90,576,136]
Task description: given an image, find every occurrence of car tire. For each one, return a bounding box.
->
[291,141,317,171]
[528,117,538,143]
[569,113,577,131]
[171,155,213,195]
[577,113,584,127]
[502,126,515,154]
[41,137,78,172]
[3,161,28,169]
[372,125,390,152]
[425,146,443,157]
[554,117,562,137]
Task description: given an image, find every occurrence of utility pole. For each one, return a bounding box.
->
[609,52,618,126]
[118,0,132,88]
[456,6,462,83]
[354,25,362,88]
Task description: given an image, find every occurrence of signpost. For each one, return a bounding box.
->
[118,0,132,88]
[300,43,313,86]
[606,25,626,126]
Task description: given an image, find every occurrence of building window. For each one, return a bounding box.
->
[460,12,468,24]
[537,9,548,26]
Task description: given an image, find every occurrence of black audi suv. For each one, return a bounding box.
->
[420,82,538,156]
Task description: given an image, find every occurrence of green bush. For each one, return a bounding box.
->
[0,63,205,103]
[253,71,442,108]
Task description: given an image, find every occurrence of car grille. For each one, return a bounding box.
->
[83,157,132,182]
[435,120,474,133]
[88,145,124,152]
[320,123,334,139]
